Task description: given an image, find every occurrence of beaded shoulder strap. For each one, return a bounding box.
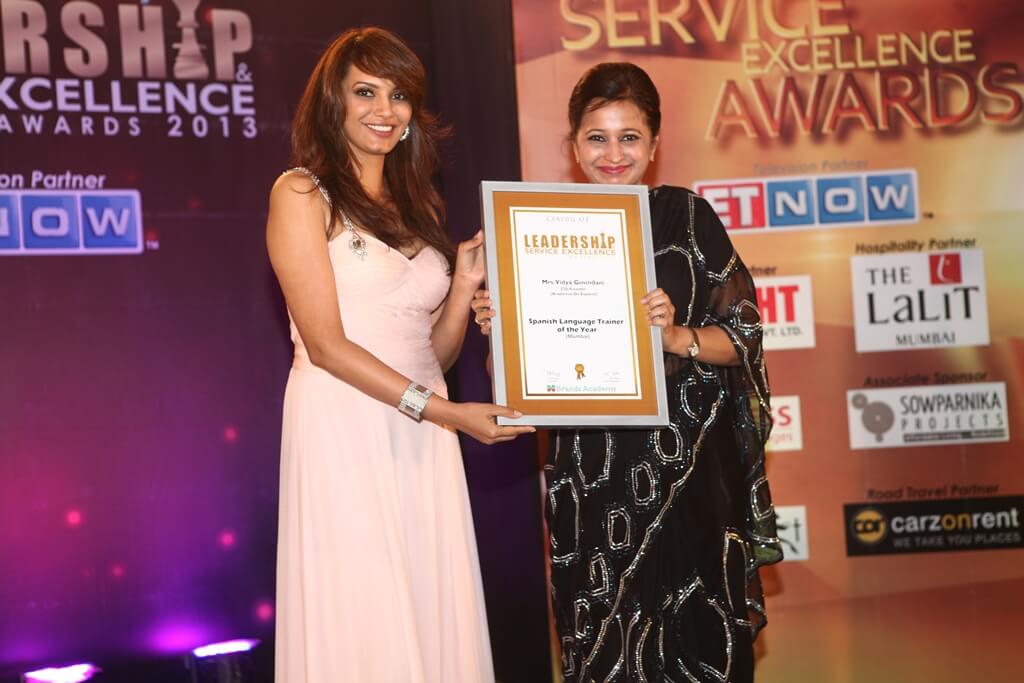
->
[283,166,331,207]
[282,167,368,259]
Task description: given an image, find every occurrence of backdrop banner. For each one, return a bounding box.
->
[0,0,549,674]
[510,1,1024,680]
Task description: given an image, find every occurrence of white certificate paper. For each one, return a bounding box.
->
[482,181,667,427]
[510,207,641,399]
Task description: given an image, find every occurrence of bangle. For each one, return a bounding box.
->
[686,327,702,358]
[398,382,433,421]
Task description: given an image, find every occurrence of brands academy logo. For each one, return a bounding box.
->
[693,170,918,231]
[774,505,809,561]
[767,395,802,452]
[844,497,1024,556]
[0,1,256,139]
[850,249,989,352]
[0,189,142,254]
[755,275,815,350]
[846,382,1008,449]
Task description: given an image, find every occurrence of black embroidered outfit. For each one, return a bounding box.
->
[546,186,783,682]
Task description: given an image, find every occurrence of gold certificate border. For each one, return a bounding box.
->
[493,190,658,417]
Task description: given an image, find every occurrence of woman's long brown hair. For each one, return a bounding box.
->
[291,27,454,272]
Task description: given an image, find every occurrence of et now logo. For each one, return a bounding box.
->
[0,190,142,254]
[693,170,918,231]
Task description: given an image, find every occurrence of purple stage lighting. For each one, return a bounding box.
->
[191,640,260,658]
[22,663,100,683]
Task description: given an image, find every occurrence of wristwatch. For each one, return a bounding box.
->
[686,327,701,358]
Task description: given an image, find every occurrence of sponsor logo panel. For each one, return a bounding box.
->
[844,497,1024,556]
[0,190,142,255]
[816,175,864,224]
[693,170,918,231]
[775,505,809,561]
[847,382,1008,449]
[756,275,815,350]
[692,181,765,230]
[767,395,803,452]
[766,179,814,227]
[0,193,20,249]
[851,249,990,352]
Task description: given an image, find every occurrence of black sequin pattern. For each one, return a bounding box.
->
[546,187,783,682]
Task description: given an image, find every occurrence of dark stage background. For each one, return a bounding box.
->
[0,1,549,680]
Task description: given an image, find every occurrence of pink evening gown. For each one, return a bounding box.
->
[274,168,494,682]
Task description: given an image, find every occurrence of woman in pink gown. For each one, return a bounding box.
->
[265,28,534,682]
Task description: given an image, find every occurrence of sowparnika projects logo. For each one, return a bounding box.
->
[847,382,1008,449]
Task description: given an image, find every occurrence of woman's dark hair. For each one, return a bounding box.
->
[291,27,454,271]
[567,62,661,139]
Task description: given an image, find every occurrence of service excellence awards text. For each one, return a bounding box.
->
[510,208,642,399]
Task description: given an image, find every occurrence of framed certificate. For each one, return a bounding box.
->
[481,181,668,427]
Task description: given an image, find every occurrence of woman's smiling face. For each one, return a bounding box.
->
[340,64,412,165]
[572,99,658,185]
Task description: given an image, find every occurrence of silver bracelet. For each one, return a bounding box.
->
[398,382,433,421]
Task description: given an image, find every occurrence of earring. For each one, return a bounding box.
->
[400,126,411,142]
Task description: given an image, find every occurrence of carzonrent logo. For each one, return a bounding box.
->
[851,508,887,545]
[844,497,1024,556]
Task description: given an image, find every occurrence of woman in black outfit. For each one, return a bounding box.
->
[474,62,783,682]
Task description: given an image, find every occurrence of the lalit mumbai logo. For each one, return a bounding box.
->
[929,252,961,284]
[850,249,989,352]
[0,0,256,138]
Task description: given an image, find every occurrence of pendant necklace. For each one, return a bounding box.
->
[343,214,367,260]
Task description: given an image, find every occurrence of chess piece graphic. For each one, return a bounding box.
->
[172,0,210,80]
